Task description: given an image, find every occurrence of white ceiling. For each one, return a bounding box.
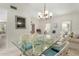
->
[0,3,79,16]
[14,3,79,16]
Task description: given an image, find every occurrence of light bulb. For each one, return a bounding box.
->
[49,12,53,17]
[45,15,49,19]
[38,12,41,16]
[45,10,48,14]
[39,15,43,18]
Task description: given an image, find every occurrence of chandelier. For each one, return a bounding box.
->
[38,4,53,20]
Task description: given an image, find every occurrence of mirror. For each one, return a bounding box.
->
[62,21,72,35]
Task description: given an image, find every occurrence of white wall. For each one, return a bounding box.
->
[0,4,31,43]
[53,12,79,34]
[7,4,31,42]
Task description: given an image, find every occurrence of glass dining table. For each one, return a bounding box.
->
[17,34,59,56]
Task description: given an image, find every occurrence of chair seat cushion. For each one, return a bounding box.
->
[43,48,57,56]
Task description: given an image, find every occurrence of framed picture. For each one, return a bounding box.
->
[15,16,26,29]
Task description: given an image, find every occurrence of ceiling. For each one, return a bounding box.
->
[0,3,79,16]
[15,3,79,16]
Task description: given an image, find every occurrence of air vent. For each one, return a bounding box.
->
[10,5,17,10]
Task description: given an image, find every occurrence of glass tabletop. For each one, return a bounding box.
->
[22,34,59,56]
